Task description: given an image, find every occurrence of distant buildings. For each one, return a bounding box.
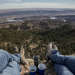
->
[50,16,57,20]
[7,18,23,22]
[50,16,67,22]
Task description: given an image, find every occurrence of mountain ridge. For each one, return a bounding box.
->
[0,8,75,17]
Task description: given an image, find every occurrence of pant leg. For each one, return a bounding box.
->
[50,50,66,64]
[64,56,75,74]
[2,61,20,75]
[50,50,75,74]
[54,64,73,75]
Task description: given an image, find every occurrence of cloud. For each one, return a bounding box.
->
[0,0,22,3]
[0,2,75,9]
[0,0,75,3]
[0,0,75,9]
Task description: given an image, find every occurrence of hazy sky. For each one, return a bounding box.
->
[0,0,75,9]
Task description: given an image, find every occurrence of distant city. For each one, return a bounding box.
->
[0,8,75,29]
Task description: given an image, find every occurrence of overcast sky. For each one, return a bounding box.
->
[0,0,75,9]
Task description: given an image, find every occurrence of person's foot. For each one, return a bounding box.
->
[46,42,58,61]
[47,42,58,55]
